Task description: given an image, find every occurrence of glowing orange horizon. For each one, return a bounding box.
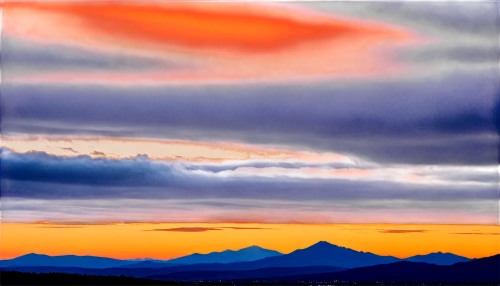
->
[1,223,498,260]
[3,2,419,83]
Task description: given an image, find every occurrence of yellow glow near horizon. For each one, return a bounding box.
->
[1,223,498,260]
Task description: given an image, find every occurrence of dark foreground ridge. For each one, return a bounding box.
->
[1,270,499,286]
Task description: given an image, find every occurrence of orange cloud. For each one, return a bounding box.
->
[4,2,417,83]
[146,227,222,232]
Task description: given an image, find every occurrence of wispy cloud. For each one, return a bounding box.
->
[144,226,273,232]
[37,226,84,229]
[33,221,115,226]
[1,148,497,224]
[452,232,500,236]
[220,227,273,230]
[0,219,114,228]
[60,147,78,153]
[3,2,415,84]
[146,227,222,232]
[378,229,428,234]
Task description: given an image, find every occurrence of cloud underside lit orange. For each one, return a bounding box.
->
[4,2,416,83]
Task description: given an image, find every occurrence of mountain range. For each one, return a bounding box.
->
[2,240,491,283]
[0,241,472,269]
[1,255,497,283]
[404,251,470,265]
[262,254,500,283]
[0,253,136,269]
[166,245,282,264]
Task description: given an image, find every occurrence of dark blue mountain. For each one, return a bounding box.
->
[119,261,179,268]
[5,255,497,283]
[0,253,134,268]
[147,266,344,281]
[405,252,470,265]
[2,242,397,271]
[126,258,165,262]
[166,245,282,264]
[217,241,400,269]
[267,254,500,283]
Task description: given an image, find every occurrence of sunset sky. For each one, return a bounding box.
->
[1,1,499,260]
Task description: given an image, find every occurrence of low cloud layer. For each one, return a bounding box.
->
[1,149,497,224]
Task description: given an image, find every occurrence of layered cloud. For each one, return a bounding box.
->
[1,1,498,227]
[2,70,497,165]
[2,2,415,84]
[1,148,497,224]
[1,136,350,163]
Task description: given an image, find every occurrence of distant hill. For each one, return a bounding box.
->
[147,266,345,281]
[405,252,470,265]
[119,261,179,268]
[210,241,400,269]
[2,254,498,283]
[0,253,135,269]
[0,242,400,272]
[166,246,282,264]
[268,254,500,283]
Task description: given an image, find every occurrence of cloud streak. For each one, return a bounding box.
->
[452,233,500,236]
[146,227,221,232]
[378,229,428,234]
[3,2,416,83]
[0,149,497,224]
[144,226,272,232]
[2,70,497,165]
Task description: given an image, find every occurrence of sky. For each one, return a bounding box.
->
[0,1,499,259]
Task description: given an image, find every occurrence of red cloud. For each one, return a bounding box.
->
[4,2,418,84]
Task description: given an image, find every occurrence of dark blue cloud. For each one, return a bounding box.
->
[2,71,498,165]
[0,151,499,221]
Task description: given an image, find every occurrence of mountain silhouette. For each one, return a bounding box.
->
[0,253,135,269]
[6,255,497,283]
[405,251,470,265]
[267,254,500,283]
[166,245,282,264]
[119,261,179,268]
[213,241,400,269]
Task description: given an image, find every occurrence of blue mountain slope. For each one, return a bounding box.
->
[267,254,500,283]
[119,261,179,268]
[405,252,470,265]
[0,253,134,268]
[218,241,400,269]
[167,245,282,264]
